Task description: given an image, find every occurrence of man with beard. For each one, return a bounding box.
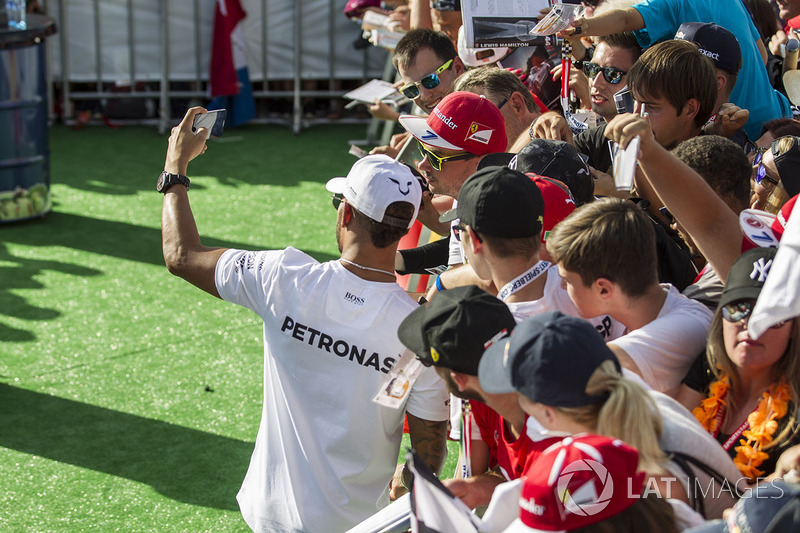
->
[397,286,560,510]
[159,108,449,533]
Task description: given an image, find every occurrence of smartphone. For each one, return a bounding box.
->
[192,109,227,138]
[613,87,635,115]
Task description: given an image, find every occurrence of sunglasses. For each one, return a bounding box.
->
[721,299,788,328]
[331,193,344,210]
[452,222,481,243]
[399,59,454,99]
[418,143,475,172]
[582,62,627,84]
[753,148,780,187]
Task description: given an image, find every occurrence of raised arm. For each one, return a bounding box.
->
[604,113,742,282]
[560,7,645,38]
[161,107,228,297]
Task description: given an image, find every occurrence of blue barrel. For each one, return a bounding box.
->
[0,14,56,223]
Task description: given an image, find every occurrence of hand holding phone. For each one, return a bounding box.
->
[192,109,227,139]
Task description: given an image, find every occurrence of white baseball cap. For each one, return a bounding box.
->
[457,25,510,67]
[325,154,421,229]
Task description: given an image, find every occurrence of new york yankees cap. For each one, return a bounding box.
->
[399,91,507,156]
[718,247,778,308]
[326,154,422,229]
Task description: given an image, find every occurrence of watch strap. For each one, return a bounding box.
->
[157,171,190,193]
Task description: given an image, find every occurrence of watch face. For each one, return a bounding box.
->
[157,174,167,191]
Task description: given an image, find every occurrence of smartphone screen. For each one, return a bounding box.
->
[613,87,635,115]
[192,109,227,138]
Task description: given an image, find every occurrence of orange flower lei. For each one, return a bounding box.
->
[693,377,792,481]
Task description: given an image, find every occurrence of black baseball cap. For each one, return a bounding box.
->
[477,141,593,206]
[718,247,777,309]
[397,285,515,376]
[439,165,545,238]
[675,22,742,76]
[772,136,800,198]
[686,481,800,533]
[479,311,621,407]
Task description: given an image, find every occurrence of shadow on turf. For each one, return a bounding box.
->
[0,383,250,510]
[3,212,338,267]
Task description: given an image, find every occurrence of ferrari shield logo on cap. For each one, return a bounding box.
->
[430,347,440,362]
[466,122,493,145]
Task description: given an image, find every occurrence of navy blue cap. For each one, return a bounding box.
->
[675,22,742,76]
[478,311,620,406]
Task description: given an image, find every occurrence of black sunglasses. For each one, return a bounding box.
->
[399,59,454,99]
[582,62,627,84]
[331,193,344,210]
[721,299,787,328]
[452,222,481,243]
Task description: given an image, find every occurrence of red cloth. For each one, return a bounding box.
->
[471,400,558,480]
[210,0,247,98]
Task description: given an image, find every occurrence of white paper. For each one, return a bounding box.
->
[461,0,552,48]
[343,79,403,104]
[611,136,640,191]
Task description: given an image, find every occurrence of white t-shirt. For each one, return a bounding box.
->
[215,247,449,533]
[611,284,712,397]
[505,265,626,342]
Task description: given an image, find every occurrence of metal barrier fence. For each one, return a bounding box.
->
[44,0,390,135]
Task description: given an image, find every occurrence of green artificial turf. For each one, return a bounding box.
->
[0,123,457,531]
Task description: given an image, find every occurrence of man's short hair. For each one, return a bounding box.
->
[480,234,541,259]
[547,198,658,298]
[454,66,538,113]
[393,28,457,72]
[352,201,415,248]
[628,40,717,129]
[671,135,751,213]
[596,32,643,62]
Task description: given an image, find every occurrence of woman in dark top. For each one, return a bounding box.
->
[693,247,800,482]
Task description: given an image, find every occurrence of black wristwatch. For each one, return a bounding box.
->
[157,171,190,194]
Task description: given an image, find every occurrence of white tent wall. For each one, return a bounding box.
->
[44,0,390,132]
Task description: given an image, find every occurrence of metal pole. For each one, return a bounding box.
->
[43,0,54,122]
[58,0,70,121]
[94,0,101,93]
[292,0,301,135]
[328,0,334,94]
[128,0,136,93]
[262,0,268,90]
[194,0,201,93]
[159,0,169,135]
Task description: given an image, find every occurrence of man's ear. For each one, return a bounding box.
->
[452,56,466,76]
[594,277,616,299]
[716,73,727,94]
[509,91,528,115]
[450,370,471,391]
[342,201,354,226]
[681,97,701,121]
[466,226,483,254]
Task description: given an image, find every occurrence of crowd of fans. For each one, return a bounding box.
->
[162,0,800,531]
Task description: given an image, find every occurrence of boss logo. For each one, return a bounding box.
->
[344,292,365,306]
